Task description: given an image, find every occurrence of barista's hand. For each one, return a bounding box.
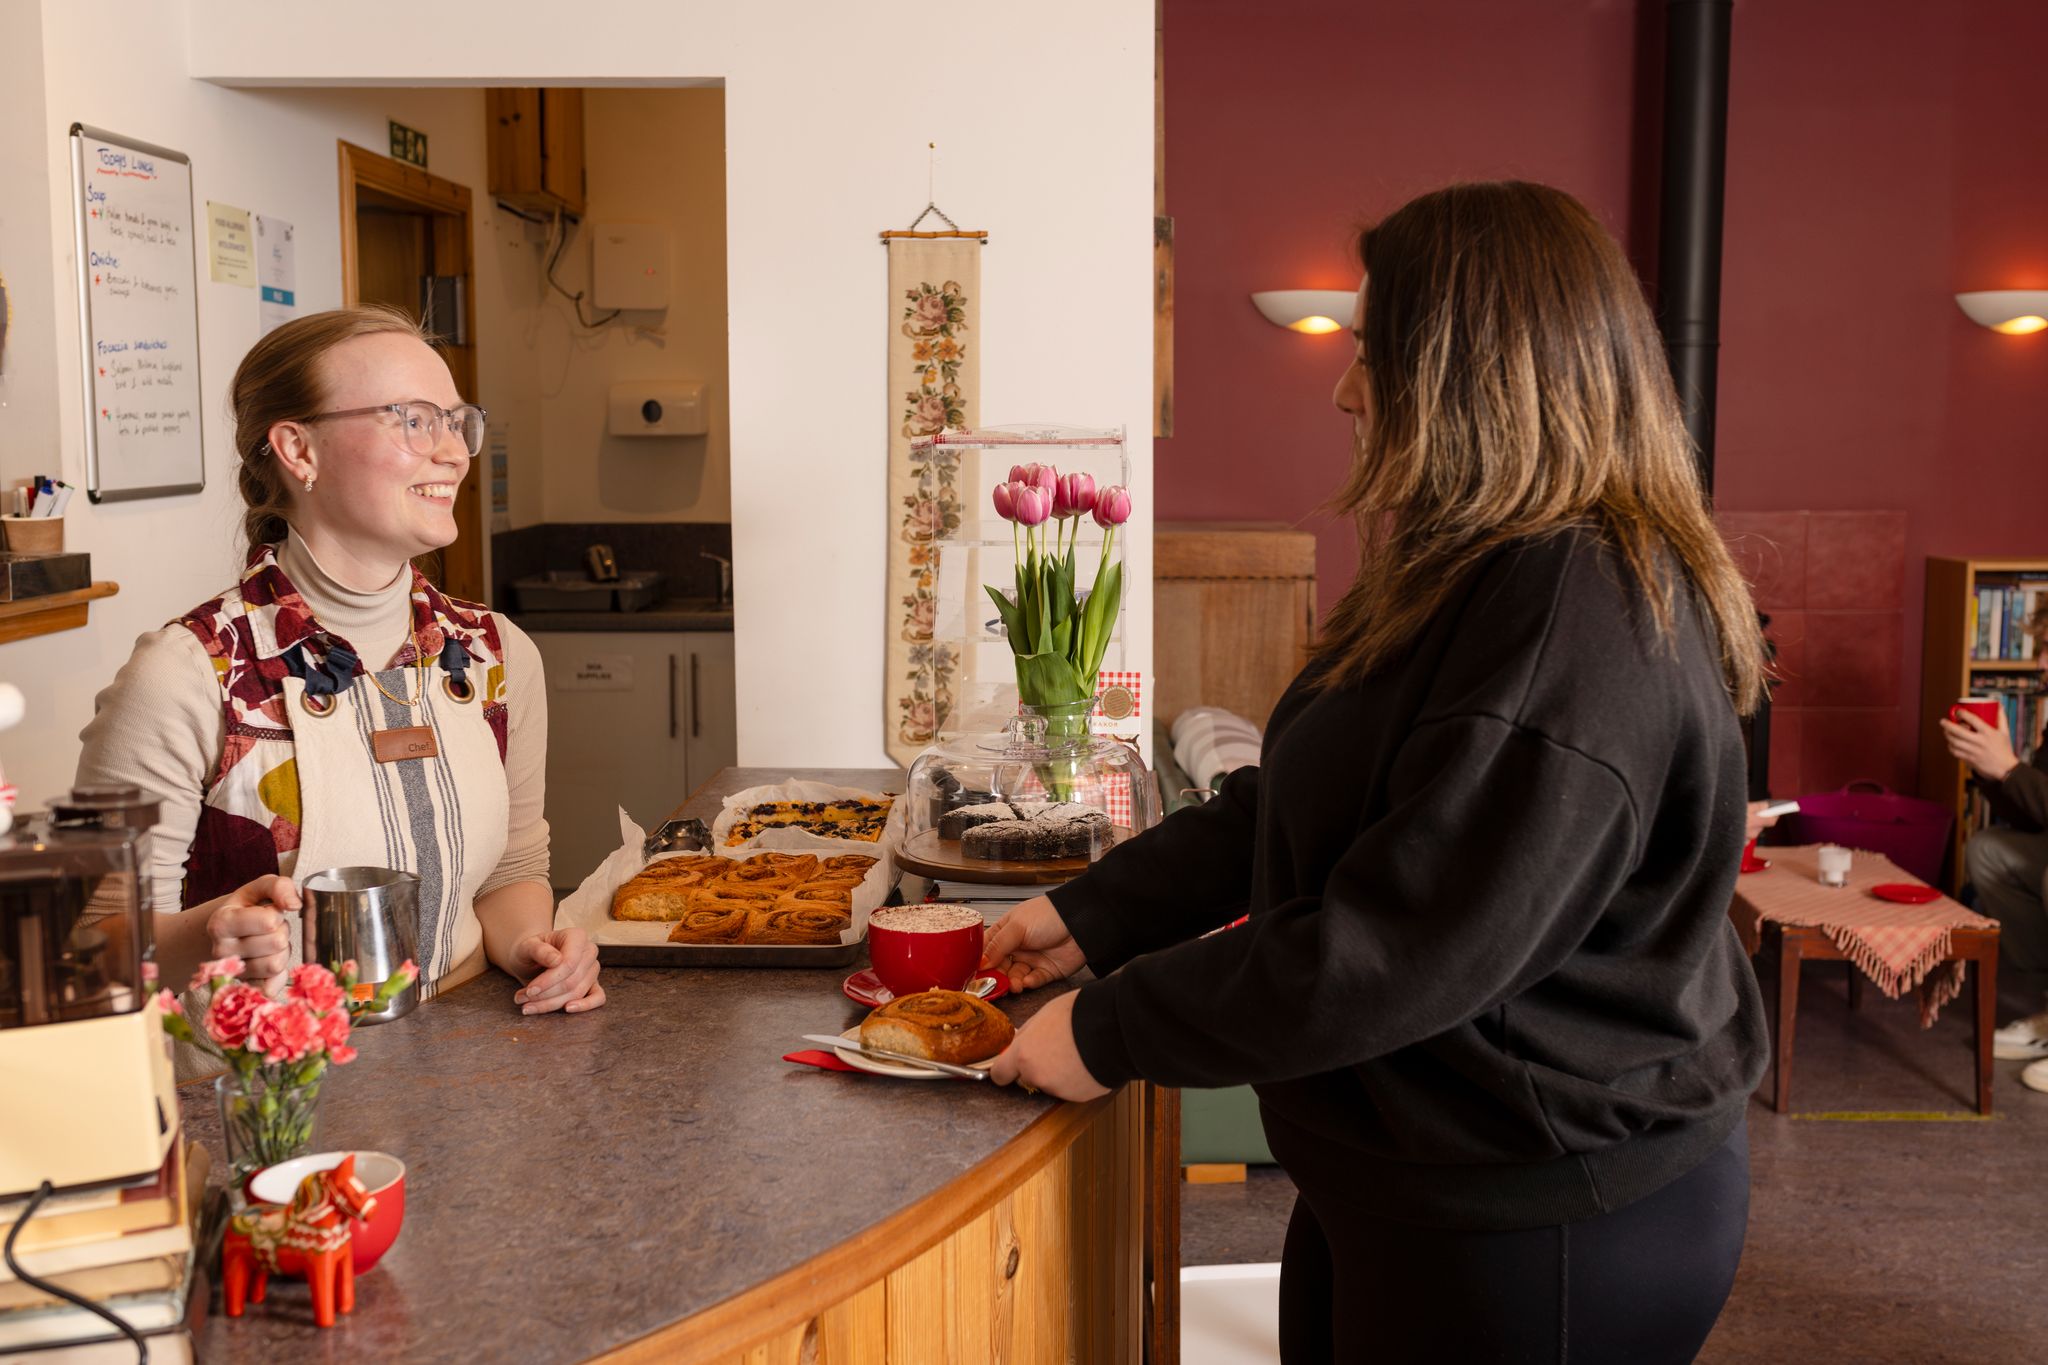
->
[510,927,605,1015]
[990,992,1109,1101]
[1942,710,2021,782]
[981,895,1087,991]
[207,875,301,994]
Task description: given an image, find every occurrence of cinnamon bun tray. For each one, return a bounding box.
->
[554,809,900,967]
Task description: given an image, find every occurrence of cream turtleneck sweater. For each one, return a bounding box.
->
[76,531,551,914]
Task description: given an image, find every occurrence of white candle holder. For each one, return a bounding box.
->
[1817,844,1852,888]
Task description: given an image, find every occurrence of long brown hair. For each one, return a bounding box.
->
[226,304,431,553]
[1317,182,1766,713]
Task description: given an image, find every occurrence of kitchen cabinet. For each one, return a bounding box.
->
[485,88,586,217]
[531,630,736,889]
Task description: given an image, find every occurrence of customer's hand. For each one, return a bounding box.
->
[981,895,1086,991]
[1744,801,1781,844]
[989,992,1109,1101]
[206,875,302,994]
[1941,711,2021,782]
[510,927,606,1014]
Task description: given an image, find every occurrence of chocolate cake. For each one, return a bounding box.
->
[937,800,1022,841]
[960,807,1112,861]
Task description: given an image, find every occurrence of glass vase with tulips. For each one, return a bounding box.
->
[986,463,1133,743]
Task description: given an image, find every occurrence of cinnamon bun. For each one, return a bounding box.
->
[859,989,1014,1065]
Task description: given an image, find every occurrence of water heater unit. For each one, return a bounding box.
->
[591,223,671,311]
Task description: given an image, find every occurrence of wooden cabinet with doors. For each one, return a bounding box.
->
[485,89,586,217]
[529,629,739,889]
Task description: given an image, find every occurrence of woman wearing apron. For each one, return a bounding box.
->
[78,304,602,1024]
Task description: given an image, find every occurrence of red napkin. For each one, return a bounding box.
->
[783,1048,861,1073]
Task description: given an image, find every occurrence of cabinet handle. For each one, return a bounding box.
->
[690,653,701,739]
[668,654,678,740]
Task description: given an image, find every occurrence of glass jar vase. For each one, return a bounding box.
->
[215,1070,325,1189]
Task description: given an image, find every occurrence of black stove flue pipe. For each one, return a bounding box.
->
[1653,1,1773,796]
[1655,0,1732,494]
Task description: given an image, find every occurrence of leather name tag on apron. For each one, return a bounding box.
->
[372,725,440,764]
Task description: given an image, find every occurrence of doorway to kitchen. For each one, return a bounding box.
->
[336,141,485,601]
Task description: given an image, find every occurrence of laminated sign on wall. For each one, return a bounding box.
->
[69,124,205,502]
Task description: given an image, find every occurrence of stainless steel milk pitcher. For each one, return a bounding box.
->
[301,866,421,1025]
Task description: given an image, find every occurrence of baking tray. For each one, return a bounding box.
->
[597,938,864,968]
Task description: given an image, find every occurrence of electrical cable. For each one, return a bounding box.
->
[544,210,622,330]
[492,198,551,225]
[3,1181,149,1363]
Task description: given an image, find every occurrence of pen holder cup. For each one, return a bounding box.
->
[0,518,63,553]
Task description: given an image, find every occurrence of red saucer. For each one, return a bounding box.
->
[1870,883,1941,905]
[842,969,1010,1009]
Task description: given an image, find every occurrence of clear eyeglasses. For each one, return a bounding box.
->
[301,400,488,457]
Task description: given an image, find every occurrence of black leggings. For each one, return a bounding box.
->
[1274,1123,1749,1364]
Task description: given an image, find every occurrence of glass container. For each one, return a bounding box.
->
[905,702,1158,869]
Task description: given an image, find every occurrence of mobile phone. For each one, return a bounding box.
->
[1756,800,1800,819]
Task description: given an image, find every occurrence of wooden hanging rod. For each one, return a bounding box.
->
[878,229,989,243]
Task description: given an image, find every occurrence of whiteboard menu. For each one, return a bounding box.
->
[70,124,205,502]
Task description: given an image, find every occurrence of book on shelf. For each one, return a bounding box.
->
[0,1327,195,1363]
[1969,578,2048,662]
[0,1143,208,1358]
[0,1144,194,1288]
[0,1143,185,1256]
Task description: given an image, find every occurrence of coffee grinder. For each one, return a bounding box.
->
[0,785,178,1196]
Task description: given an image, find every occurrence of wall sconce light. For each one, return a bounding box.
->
[1251,290,1356,335]
[1955,290,2048,336]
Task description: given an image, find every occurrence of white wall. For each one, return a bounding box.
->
[0,0,540,804]
[3,0,1152,793]
[538,89,730,524]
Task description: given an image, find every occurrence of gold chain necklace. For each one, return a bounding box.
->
[362,609,429,710]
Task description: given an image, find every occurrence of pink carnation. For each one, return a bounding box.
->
[203,983,268,1049]
[154,989,183,1016]
[319,1010,357,1065]
[287,964,347,1013]
[192,956,245,991]
[247,999,322,1064]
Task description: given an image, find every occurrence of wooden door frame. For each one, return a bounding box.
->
[336,140,485,602]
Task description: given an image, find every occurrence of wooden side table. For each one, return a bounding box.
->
[1756,920,2000,1115]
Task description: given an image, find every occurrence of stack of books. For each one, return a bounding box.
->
[0,1137,207,1363]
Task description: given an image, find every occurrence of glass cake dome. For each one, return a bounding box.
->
[903,702,1158,876]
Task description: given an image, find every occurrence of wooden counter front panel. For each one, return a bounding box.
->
[714,1087,1143,1364]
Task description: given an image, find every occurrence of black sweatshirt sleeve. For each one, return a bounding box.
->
[1067,714,1641,1090]
[1983,752,2048,833]
[1048,763,1261,974]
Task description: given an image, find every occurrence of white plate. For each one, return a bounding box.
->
[831,1026,1000,1080]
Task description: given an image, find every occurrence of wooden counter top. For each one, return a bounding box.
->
[183,768,1143,1363]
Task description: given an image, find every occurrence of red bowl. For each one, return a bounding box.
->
[248,1150,407,1273]
[867,906,986,997]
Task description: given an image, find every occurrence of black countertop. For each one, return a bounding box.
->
[508,597,734,633]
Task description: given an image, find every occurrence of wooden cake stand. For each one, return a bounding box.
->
[894,827,1132,886]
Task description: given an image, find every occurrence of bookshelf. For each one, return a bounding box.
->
[1919,557,2048,891]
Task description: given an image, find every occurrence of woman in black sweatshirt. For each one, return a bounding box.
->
[985,181,1771,1363]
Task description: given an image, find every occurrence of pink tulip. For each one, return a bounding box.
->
[1009,464,1030,485]
[1092,485,1133,528]
[1055,472,1097,520]
[1031,464,1059,497]
[1012,485,1053,527]
[993,481,1018,522]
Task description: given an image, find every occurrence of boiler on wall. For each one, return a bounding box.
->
[608,382,709,437]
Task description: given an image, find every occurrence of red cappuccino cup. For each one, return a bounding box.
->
[867,904,986,997]
[1949,697,2001,730]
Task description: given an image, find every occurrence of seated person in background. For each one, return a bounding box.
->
[1942,604,2048,1062]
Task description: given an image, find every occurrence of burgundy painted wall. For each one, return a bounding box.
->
[1160,0,2048,792]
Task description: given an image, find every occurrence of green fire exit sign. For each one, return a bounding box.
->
[389,120,429,168]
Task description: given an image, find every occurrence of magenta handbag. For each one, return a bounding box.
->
[1776,781,1954,887]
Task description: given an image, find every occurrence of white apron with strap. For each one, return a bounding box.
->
[281,662,508,998]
